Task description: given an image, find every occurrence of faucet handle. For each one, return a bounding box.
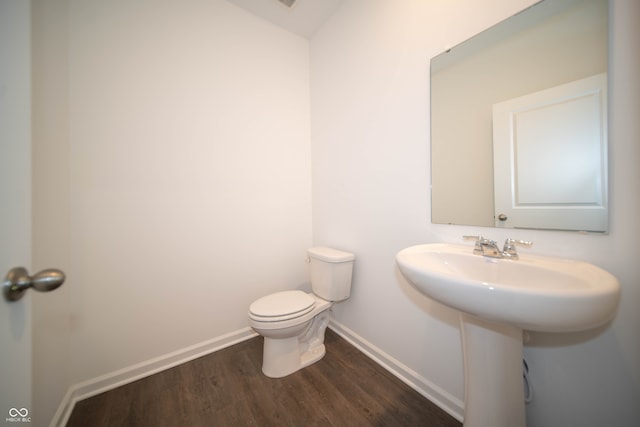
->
[503,238,533,259]
[463,235,487,242]
[463,235,487,255]
[464,235,498,245]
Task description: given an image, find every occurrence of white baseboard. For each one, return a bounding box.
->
[51,322,464,426]
[328,320,464,423]
[50,327,258,427]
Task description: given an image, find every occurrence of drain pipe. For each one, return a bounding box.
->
[523,359,533,403]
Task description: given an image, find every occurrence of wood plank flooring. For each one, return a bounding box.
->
[67,329,462,426]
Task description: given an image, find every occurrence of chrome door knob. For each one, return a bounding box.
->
[3,267,65,302]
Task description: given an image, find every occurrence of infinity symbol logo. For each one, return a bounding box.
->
[8,407,29,417]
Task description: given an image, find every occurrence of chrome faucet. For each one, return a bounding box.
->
[463,236,532,260]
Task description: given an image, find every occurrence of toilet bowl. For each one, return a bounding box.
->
[249,291,332,378]
[248,247,355,378]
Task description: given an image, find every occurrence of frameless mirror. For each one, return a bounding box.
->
[431,0,608,232]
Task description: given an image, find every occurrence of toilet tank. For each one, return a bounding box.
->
[307,247,355,301]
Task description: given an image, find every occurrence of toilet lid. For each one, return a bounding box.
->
[249,290,316,321]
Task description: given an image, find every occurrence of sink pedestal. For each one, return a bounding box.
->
[460,314,525,427]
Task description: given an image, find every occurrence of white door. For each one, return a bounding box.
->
[492,73,608,232]
[1,0,33,421]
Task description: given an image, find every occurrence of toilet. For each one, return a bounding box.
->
[248,246,355,378]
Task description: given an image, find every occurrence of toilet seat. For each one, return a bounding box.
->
[249,290,316,322]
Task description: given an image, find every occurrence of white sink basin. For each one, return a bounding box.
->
[396,243,620,333]
[397,242,620,426]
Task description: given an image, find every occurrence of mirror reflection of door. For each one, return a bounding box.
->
[493,73,607,232]
[430,0,608,231]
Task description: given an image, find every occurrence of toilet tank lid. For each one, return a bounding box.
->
[307,246,355,262]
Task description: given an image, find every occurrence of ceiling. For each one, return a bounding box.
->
[226,0,345,38]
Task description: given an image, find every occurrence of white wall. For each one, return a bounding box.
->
[311,0,639,426]
[32,0,311,423]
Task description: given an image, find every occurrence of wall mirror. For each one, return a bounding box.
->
[431,0,608,233]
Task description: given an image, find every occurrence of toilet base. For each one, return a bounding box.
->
[261,310,331,378]
[262,339,327,378]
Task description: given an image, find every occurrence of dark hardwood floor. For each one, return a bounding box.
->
[67,329,462,426]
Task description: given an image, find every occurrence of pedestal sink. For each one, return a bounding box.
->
[396,243,620,427]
